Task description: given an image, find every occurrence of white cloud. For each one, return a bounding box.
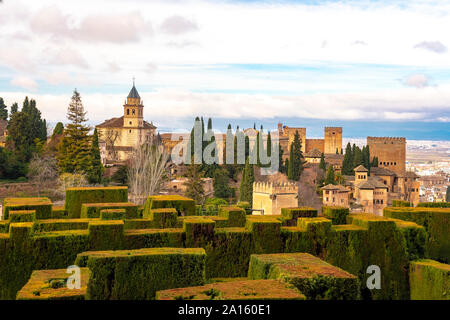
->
[47,47,89,68]
[403,74,430,88]
[160,15,198,35]
[414,41,448,54]
[10,76,38,91]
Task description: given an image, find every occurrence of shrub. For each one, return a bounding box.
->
[322,206,349,225]
[409,259,450,300]
[9,210,36,223]
[149,208,178,228]
[417,202,450,208]
[143,195,196,217]
[281,207,317,226]
[246,217,282,254]
[65,187,128,218]
[392,199,412,207]
[218,206,246,227]
[80,202,138,219]
[100,209,126,220]
[88,220,124,250]
[3,197,52,220]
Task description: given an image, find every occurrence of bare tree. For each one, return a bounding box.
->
[104,129,120,161]
[57,172,89,196]
[128,141,170,204]
[297,167,323,210]
[27,154,58,196]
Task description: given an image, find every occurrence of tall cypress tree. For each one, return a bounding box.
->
[319,153,326,171]
[325,165,336,185]
[57,89,92,174]
[353,146,363,170]
[342,142,353,175]
[239,158,254,205]
[87,128,104,184]
[287,131,304,181]
[0,98,7,120]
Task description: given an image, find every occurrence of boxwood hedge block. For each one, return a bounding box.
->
[100,209,126,221]
[183,218,215,247]
[123,219,155,230]
[281,207,317,226]
[65,187,128,218]
[391,219,427,261]
[218,206,246,227]
[32,219,90,233]
[51,206,68,219]
[16,268,89,300]
[149,208,178,228]
[88,220,124,250]
[248,253,359,300]
[143,195,196,217]
[384,207,450,263]
[410,259,450,300]
[156,279,306,300]
[392,200,412,207]
[417,202,450,208]
[9,222,33,243]
[3,197,52,220]
[322,206,349,225]
[246,217,282,254]
[123,229,184,250]
[9,210,36,223]
[81,202,138,219]
[85,247,206,300]
[0,221,9,233]
[297,217,331,258]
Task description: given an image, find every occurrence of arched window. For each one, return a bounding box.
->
[127,109,130,115]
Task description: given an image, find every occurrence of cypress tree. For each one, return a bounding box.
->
[446,187,450,202]
[87,128,104,184]
[0,98,7,120]
[52,122,64,137]
[325,165,336,185]
[239,158,254,205]
[10,103,18,116]
[319,153,326,171]
[287,131,304,181]
[353,146,363,170]
[342,142,353,175]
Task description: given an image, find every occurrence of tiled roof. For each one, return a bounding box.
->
[305,148,322,158]
[321,184,349,192]
[96,116,156,129]
[356,177,388,190]
[370,167,396,176]
[128,85,140,99]
[354,165,368,172]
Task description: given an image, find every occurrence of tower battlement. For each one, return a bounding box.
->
[253,182,298,194]
[367,137,406,143]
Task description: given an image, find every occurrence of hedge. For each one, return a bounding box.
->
[321,206,349,225]
[123,229,184,250]
[88,220,124,250]
[248,253,359,300]
[51,206,68,219]
[392,200,413,207]
[384,207,450,263]
[100,209,126,221]
[409,259,449,300]
[281,207,317,226]
[85,247,206,300]
[184,218,215,248]
[143,195,196,217]
[156,279,305,300]
[16,268,89,300]
[65,187,128,218]
[417,202,450,208]
[297,217,332,258]
[81,202,138,219]
[218,206,246,227]
[9,210,36,223]
[149,208,178,228]
[3,198,52,220]
[31,219,90,232]
[246,217,282,254]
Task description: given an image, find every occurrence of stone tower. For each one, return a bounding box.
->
[324,127,342,154]
[123,81,144,128]
[252,182,298,215]
[367,137,406,175]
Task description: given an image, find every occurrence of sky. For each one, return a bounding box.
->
[0,0,450,139]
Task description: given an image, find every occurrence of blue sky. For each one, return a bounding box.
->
[0,0,449,140]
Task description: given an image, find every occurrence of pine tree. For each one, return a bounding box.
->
[87,128,104,184]
[325,165,336,185]
[10,103,18,116]
[0,98,7,120]
[52,122,64,138]
[342,142,353,175]
[287,131,304,181]
[184,164,205,204]
[319,153,326,171]
[239,158,254,205]
[57,90,92,174]
[213,168,233,199]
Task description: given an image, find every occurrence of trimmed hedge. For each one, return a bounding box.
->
[417,202,450,208]
[16,268,89,300]
[85,247,206,300]
[384,207,450,263]
[156,279,305,300]
[100,209,126,220]
[322,206,349,225]
[184,218,215,247]
[32,219,90,232]
[248,253,359,300]
[51,206,68,219]
[65,187,128,218]
[218,206,246,227]
[9,210,36,223]
[81,202,138,219]
[281,207,317,226]
[149,208,178,228]
[297,217,332,258]
[246,217,282,254]
[3,198,52,220]
[392,199,412,207]
[409,259,450,300]
[88,220,124,250]
[143,195,196,217]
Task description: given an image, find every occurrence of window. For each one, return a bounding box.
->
[132,109,135,115]
[381,200,383,204]
[326,197,329,202]
[129,121,132,125]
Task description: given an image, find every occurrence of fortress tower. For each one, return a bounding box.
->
[252,182,298,215]
[324,127,342,154]
[367,137,406,175]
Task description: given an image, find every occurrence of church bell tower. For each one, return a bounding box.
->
[124,80,144,128]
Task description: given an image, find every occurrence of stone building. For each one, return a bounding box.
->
[321,184,350,207]
[0,119,7,148]
[367,137,406,175]
[96,83,156,164]
[277,123,343,161]
[252,182,298,215]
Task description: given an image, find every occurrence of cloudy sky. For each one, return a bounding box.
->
[1,0,450,139]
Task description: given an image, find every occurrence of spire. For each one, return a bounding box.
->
[128,79,140,99]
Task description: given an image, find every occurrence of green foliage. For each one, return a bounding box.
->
[149,208,178,228]
[319,153,326,171]
[65,186,128,218]
[100,209,126,220]
[88,220,124,250]
[213,168,233,199]
[111,165,128,185]
[80,202,138,219]
[417,202,450,208]
[246,219,282,254]
[239,158,254,206]
[281,207,318,226]
[341,143,353,175]
[0,97,7,120]
[87,128,104,184]
[143,195,196,217]
[9,210,36,223]
[287,131,304,181]
[51,122,64,138]
[322,206,349,225]
[392,199,413,207]
[184,164,205,204]
[3,197,52,220]
[218,206,246,227]
[409,259,450,300]
[324,165,335,185]
[85,248,206,300]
